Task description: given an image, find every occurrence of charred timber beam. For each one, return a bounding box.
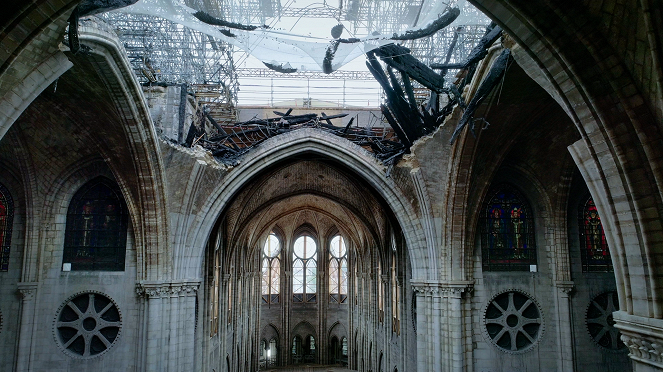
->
[450,48,511,143]
[373,44,446,92]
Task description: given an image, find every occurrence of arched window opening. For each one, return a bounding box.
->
[63,177,128,271]
[391,250,400,335]
[481,185,536,271]
[341,337,348,366]
[0,182,14,271]
[378,260,384,323]
[209,230,221,336]
[579,196,612,272]
[262,233,281,304]
[303,335,316,363]
[293,235,317,303]
[329,235,348,303]
[292,335,303,363]
[227,273,233,324]
[260,339,267,367]
[268,338,278,366]
[330,336,339,364]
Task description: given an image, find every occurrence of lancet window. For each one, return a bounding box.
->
[0,182,13,271]
[293,235,317,303]
[262,233,281,304]
[579,196,612,272]
[63,177,128,271]
[481,184,536,271]
[329,235,348,304]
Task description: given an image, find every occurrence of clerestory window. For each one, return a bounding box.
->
[262,233,281,304]
[329,235,348,304]
[293,235,317,303]
[481,184,536,271]
[63,177,128,271]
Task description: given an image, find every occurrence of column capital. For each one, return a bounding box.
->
[555,281,575,295]
[17,282,38,300]
[136,280,201,298]
[411,280,473,295]
[614,311,663,369]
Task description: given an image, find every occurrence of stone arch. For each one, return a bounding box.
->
[184,129,430,282]
[72,20,170,281]
[436,0,663,319]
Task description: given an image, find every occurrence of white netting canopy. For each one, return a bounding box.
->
[114,0,490,73]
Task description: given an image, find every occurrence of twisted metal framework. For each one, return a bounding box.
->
[100,12,239,123]
[99,1,489,117]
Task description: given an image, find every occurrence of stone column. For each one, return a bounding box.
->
[554,281,574,372]
[442,283,472,372]
[413,282,442,372]
[137,280,200,372]
[15,282,38,372]
[412,281,472,372]
[614,312,663,372]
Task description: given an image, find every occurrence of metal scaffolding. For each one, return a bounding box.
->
[99,1,490,113]
[100,12,239,123]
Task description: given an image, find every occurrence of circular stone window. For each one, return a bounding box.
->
[483,290,543,353]
[586,291,625,351]
[54,292,122,358]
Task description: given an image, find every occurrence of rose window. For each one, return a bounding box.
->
[484,290,543,353]
[55,292,122,358]
[586,291,625,350]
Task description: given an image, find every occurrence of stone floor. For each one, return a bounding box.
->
[261,365,352,372]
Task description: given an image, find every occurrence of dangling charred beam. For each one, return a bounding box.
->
[372,44,446,92]
[449,48,512,143]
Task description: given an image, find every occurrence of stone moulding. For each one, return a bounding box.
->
[135,280,201,298]
[614,311,663,368]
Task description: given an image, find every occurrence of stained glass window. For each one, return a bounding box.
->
[329,235,348,304]
[293,235,317,303]
[63,177,128,271]
[579,196,612,272]
[262,233,281,304]
[0,182,14,271]
[481,185,536,271]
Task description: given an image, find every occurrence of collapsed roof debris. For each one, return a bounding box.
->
[366,22,509,148]
[187,109,404,167]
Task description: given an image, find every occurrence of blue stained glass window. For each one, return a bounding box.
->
[63,177,128,271]
[481,185,536,271]
[0,182,14,271]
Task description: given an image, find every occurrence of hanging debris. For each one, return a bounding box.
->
[189,110,405,166]
[366,22,506,149]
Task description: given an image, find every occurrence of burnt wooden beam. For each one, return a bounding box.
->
[373,44,446,92]
[450,48,511,143]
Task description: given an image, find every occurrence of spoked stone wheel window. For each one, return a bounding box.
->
[586,291,625,351]
[55,292,122,358]
[484,290,543,353]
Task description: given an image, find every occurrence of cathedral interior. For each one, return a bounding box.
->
[0,0,662,371]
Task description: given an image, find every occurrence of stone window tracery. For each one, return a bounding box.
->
[329,235,348,304]
[0,182,14,271]
[262,233,281,304]
[481,184,536,271]
[293,235,317,303]
[579,196,612,272]
[63,177,128,271]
